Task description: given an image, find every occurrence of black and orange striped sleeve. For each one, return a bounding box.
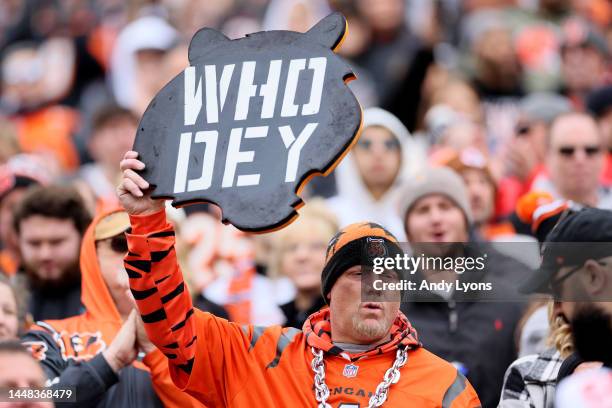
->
[125,209,197,386]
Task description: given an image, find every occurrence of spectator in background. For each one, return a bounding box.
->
[269,200,337,329]
[426,77,484,127]
[0,154,50,276]
[499,92,572,215]
[79,104,139,213]
[398,167,527,408]
[352,0,432,130]
[327,108,424,240]
[0,340,52,408]
[587,85,612,186]
[459,10,524,148]
[21,210,201,407]
[0,274,29,340]
[442,147,517,240]
[533,112,612,208]
[559,18,610,108]
[465,11,524,103]
[110,15,178,116]
[1,40,81,171]
[263,0,331,33]
[518,207,612,405]
[499,302,569,408]
[13,185,91,321]
[499,199,586,407]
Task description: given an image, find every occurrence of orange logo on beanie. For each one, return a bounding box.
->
[325,222,397,262]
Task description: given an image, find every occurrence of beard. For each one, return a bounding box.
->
[351,312,393,342]
[23,259,81,293]
[571,303,612,367]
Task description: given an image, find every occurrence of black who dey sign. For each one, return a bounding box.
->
[133,13,362,232]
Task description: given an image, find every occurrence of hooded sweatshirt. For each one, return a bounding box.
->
[125,209,480,407]
[327,108,426,240]
[21,210,202,408]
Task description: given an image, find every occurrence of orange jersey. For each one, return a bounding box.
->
[126,210,481,407]
[23,209,202,408]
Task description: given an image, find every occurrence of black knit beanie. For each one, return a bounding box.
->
[321,222,403,303]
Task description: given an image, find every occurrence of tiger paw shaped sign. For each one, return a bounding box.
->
[133,13,362,232]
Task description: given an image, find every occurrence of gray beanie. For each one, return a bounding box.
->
[520,92,572,125]
[399,167,473,225]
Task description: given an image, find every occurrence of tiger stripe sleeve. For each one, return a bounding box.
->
[125,209,196,387]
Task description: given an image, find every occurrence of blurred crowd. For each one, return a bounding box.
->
[0,0,611,407]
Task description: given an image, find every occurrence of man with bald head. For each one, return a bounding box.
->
[532,112,612,209]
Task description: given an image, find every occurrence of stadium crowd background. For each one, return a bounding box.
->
[0,0,611,407]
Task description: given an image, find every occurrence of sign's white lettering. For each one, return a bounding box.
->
[175,57,327,193]
[184,57,327,125]
[173,123,317,193]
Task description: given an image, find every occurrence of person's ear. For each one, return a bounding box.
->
[582,259,607,297]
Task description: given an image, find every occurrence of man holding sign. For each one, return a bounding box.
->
[117,152,480,407]
[117,12,480,407]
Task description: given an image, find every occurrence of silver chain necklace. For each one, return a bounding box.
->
[310,346,408,408]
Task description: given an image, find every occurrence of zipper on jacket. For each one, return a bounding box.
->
[448,300,458,333]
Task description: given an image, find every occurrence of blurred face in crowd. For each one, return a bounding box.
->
[278,222,329,293]
[19,216,81,288]
[0,350,52,408]
[515,117,549,163]
[329,265,400,345]
[356,0,404,34]
[547,113,603,205]
[431,81,483,125]
[474,28,521,91]
[97,233,134,319]
[353,126,401,199]
[441,122,487,152]
[337,15,371,58]
[0,282,19,340]
[461,169,495,226]
[405,194,469,243]
[1,47,44,109]
[561,46,607,94]
[89,116,137,171]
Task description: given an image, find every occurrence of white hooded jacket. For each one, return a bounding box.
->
[326,108,426,241]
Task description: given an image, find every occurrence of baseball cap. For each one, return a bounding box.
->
[94,211,130,241]
[520,207,612,294]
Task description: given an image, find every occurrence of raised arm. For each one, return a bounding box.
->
[118,151,196,387]
[118,151,284,405]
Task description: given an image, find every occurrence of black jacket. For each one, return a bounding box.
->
[28,282,82,322]
[22,326,163,408]
[401,245,529,408]
[279,296,327,329]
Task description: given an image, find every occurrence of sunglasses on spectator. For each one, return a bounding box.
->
[557,145,601,157]
[109,234,128,254]
[515,123,531,136]
[357,138,400,151]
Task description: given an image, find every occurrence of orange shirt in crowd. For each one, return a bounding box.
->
[125,210,481,407]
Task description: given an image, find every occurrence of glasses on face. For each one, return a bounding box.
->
[515,123,531,137]
[549,260,607,299]
[356,138,400,152]
[557,145,601,157]
[109,234,128,254]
